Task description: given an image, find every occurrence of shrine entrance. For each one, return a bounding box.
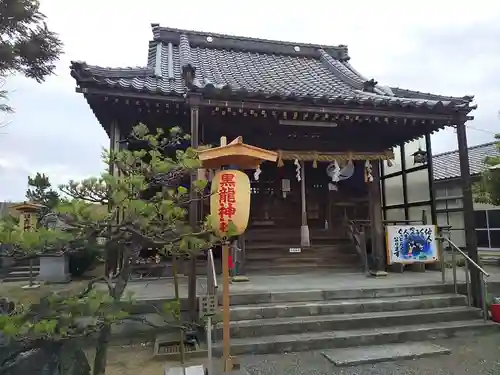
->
[247,160,369,233]
[248,162,302,229]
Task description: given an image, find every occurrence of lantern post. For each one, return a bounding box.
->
[197,136,277,373]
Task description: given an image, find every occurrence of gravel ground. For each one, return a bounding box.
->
[239,334,500,375]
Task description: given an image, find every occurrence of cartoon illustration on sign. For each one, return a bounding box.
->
[386,225,438,264]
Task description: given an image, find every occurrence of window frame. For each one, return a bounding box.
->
[475,208,500,250]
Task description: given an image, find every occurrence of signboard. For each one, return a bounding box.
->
[210,170,251,237]
[386,225,438,265]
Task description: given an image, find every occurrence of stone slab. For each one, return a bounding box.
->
[165,365,205,375]
[322,342,451,366]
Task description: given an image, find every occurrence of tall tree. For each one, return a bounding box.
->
[0,0,62,82]
[0,0,63,113]
[473,133,500,205]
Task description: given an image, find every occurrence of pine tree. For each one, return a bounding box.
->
[0,124,216,375]
[25,172,60,217]
[0,0,62,82]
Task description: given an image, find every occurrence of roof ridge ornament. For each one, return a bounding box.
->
[363,79,378,93]
[337,45,350,62]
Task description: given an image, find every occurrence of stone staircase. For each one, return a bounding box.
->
[244,228,361,274]
[1,258,40,282]
[213,284,498,355]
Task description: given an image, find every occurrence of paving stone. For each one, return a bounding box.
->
[322,342,451,366]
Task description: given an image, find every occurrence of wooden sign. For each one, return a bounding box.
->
[386,225,438,264]
[210,170,251,237]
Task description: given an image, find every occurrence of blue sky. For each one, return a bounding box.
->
[1,0,499,201]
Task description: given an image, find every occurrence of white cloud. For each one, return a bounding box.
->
[1,0,499,200]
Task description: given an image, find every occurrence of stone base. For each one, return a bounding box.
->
[37,255,70,284]
[387,264,404,273]
[231,275,250,283]
[21,283,40,289]
[300,225,310,247]
[408,263,426,272]
[369,270,388,277]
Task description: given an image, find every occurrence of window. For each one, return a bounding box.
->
[474,211,487,229]
[406,169,430,203]
[408,205,431,224]
[384,175,404,206]
[474,209,500,249]
[488,210,500,228]
[385,208,405,222]
[476,230,489,248]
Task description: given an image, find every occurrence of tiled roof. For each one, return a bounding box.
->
[433,142,500,181]
[70,24,475,111]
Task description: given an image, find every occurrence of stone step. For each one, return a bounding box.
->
[213,320,498,355]
[8,265,41,271]
[245,247,356,257]
[216,306,482,339]
[8,269,40,275]
[321,342,451,366]
[225,284,455,305]
[229,294,467,320]
[245,231,349,242]
[245,255,359,265]
[243,265,360,276]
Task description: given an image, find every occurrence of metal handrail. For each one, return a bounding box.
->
[437,236,489,321]
[207,249,218,295]
[437,237,489,277]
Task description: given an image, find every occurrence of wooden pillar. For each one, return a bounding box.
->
[368,160,387,276]
[456,121,481,307]
[107,121,121,277]
[188,102,200,321]
[300,161,310,247]
[425,134,438,225]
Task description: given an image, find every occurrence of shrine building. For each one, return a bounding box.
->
[70,24,478,280]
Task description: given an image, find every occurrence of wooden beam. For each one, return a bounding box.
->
[202,98,455,121]
[77,86,458,122]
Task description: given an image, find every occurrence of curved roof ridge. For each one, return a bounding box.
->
[354,89,453,106]
[390,86,474,103]
[318,49,362,90]
[341,61,393,97]
[70,61,155,80]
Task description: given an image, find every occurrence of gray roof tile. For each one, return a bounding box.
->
[433,142,500,180]
[70,24,475,111]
